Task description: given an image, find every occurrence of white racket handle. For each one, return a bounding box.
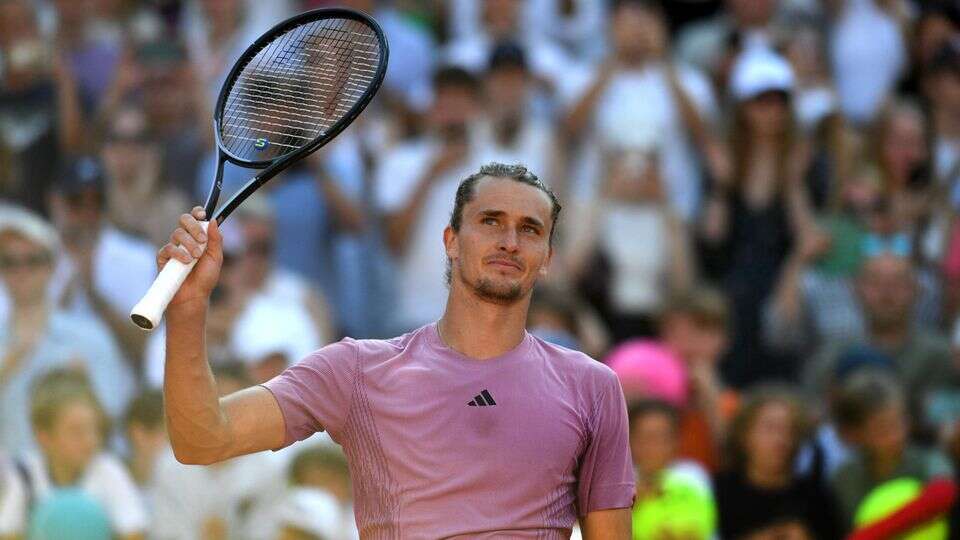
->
[130,222,209,331]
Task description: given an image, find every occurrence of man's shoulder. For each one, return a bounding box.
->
[530,336,618,387]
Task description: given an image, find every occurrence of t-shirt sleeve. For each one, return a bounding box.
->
[0,460,26,535]
[260,340,359,447]
[95,455,148,535]
[576,369,636,516]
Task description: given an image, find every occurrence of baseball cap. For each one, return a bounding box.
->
[606,340,688,407]
[488,41,527,72]
[730,47,795,102]
[56,156,106,196]
[0,203,60,255]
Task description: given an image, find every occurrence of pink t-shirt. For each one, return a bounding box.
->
[262,323,635,538]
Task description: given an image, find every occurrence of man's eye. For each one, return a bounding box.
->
[522,225,539,234]
[482,217,498,225]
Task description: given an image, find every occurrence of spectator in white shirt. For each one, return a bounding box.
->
[562,0,718,222]
[374,67,490,332]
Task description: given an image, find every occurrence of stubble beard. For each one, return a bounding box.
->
[456,258,524,305]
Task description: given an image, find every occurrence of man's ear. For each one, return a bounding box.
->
[443,226,458,260]
[539,246,553,277]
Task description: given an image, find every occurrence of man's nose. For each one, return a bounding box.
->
[498,227,519,252]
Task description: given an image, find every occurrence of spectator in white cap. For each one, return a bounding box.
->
[48,155,157,369]
[0,203,135,457]
[699,45,819,387]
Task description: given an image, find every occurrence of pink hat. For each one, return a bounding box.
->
[606,340,688,407]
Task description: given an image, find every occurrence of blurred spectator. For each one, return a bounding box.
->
[100,101,189,246]
[829,0,908,125]
[447,0,607,62]
[151,363,287,540]
[374,67,488,332]
[713,386,842,539]
[562,0,717,222]
[699,46,815,385]
[628,399,716,540]
[926,40,960,190]
[277,446,356,540]
[832,370,954,532]
[567,140,694,341]
[0,0,82,216]
[0,369,147,539]
[50,0,122,113]
[803,253,954,430]
[480,42,557,186]
[676,0,781,91]
[48,156,156,368]
[122,389,165,492]
[659,287,736,472]
[0,204,134,457]
[442,0,574,95]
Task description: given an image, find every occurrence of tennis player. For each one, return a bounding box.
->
[159,163,635,538]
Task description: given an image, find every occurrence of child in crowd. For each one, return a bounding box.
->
[123,390,165,494]
[658,286,735,472]
[628,399,716,540]
[0,369,147,540]
[278,446,356,540]
[833,370,955,538]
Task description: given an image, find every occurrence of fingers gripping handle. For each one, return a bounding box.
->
[130,222,209,331]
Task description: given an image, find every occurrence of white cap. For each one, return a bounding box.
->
[0,203,60,255]
[730,47,795,102]
[229,296,319,367]
[278,487,343,537]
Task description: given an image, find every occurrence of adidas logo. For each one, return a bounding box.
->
[467,389,497,407]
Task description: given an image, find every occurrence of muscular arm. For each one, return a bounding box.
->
[164,301,286,465]
[580,508,631,540]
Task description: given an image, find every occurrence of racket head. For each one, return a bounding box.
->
[213,8,388,169]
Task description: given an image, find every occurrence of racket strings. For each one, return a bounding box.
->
[220,17,382,161]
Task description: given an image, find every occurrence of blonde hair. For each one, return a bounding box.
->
[30,369,107,436]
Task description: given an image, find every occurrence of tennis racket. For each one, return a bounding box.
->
[130,8,388,330]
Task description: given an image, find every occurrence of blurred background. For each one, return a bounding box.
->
[1,0,960,538]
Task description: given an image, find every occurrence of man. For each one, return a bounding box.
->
[159,163,635,538]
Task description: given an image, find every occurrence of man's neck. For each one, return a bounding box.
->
[438,289,530,360]
[870,323,911,351]
[47,458,83,487]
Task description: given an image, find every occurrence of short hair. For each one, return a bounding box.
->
[660,285,729,331]
[288,446,350,486]
[31,369,107,435]
[627,399,680,432]
[725,385,808,472]
[124,389,164,431]
[449,162,561,244]
[432,66,480,95]
[833,370,905,431]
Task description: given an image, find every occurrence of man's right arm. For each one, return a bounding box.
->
[159,207,286,465]
[164,302,286,465]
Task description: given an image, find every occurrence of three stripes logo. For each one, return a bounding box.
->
[467,389,497,407]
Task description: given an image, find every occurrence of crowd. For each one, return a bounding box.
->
[1,0,960,538]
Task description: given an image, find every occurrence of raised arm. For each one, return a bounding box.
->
[159,207,285,465]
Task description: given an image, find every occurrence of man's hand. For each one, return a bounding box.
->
[157,206,223,310]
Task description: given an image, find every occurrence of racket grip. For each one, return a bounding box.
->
[130,222,209,331]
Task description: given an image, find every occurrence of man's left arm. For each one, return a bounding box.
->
[575,368,636,539]
[581,508,631,540]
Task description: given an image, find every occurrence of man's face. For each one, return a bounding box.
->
[483,0,520,38]
[486,66,528,118]
[430,85,479,135]
[445,177,553,305]
[857,254,916,331]
[726,0,776,28]
[51,189,103,250]
[611,5,648,64]
[856,403,907,461]
[0,233,52,304]
[661,314,727,365]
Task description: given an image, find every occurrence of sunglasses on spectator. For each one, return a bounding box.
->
[0,252,52,270]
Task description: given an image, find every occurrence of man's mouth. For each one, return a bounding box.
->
[486,258,522,271]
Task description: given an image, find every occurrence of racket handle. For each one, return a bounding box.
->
[130,222,209,331]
